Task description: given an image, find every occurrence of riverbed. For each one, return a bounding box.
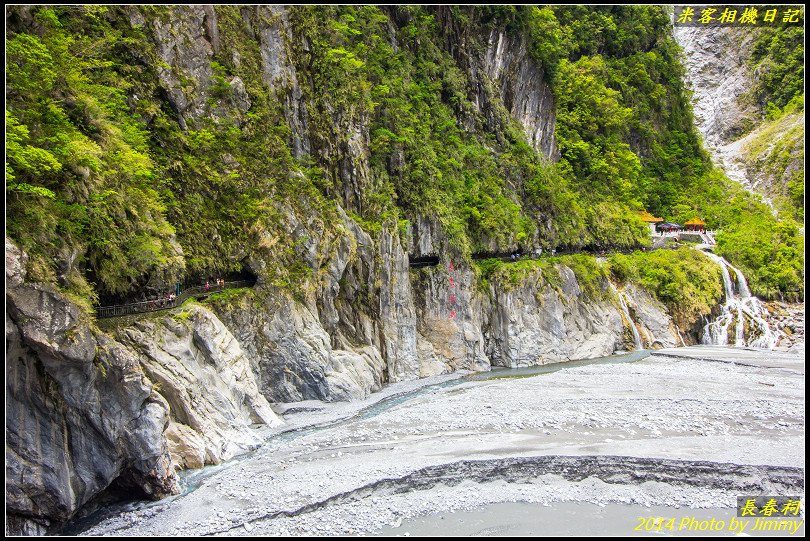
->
[78,346,804,536]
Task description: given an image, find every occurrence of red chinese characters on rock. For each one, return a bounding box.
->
[448,261,458,319]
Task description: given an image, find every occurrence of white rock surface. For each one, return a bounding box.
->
[623,283,680,348]
[485,267,625,366]
[673,25,758,150]
[118,305,283,469]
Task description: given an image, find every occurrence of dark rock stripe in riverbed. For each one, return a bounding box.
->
[203,455,803,535]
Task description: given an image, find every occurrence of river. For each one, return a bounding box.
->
[74,346,803,536]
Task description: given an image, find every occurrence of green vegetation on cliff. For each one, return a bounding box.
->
[6,9,183,298]
[608,248,723,326]
[526,6,708,218]
[5,5,804,304]
[741,97,804,223]
[674,168,804,300]
[6,6,330,300]
[749,21,803,113]
[475,253,609,301]
[289,6,534,255]
[524,6,803,300]
[737,18,804,247]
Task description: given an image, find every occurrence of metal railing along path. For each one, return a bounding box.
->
[96,280,255,319]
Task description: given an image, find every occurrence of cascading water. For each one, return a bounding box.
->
[675,326,687,347]
[609,281,643,350]
[729,264,752,298]
[701,251,781,349]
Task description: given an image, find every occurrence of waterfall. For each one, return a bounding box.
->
[728,262,752,298]
[675,325,687,347]
[710,251,735,299]
[700,250,781,349]
[609,281,643,350]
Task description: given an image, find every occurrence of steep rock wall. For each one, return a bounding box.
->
[479,28,559,160]
[115,306,281,470]
[433,6,559,160]
[673,25,758,150]
[213,207,415,403]
[5,238,283,534]
[6,239,176,534]
[485,267,624,367]
[674,24,804,211]
[133,6,558,217]
[5,7,701,534]
[622,283,683,349]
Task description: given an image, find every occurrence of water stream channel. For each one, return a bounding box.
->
[63,349,651,534]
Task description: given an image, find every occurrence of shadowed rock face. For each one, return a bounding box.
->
[5,238,282,534]
[6,238,178,534]
[479,28,559,160]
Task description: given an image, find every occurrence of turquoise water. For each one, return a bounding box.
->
[472,349,650,381]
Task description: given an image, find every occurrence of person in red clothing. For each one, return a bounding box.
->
[205,280,210,292]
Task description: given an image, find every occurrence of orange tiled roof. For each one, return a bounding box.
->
[685,218,705,225]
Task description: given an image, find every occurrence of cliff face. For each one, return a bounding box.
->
[129,5,561,266]
[481,28,558,159]
[6,227,685,533]
[485,266,624,366]
[6,239,177,535]
[674,24,804,215]
[117,305,282,469]
[6,237,283,534]
[3,6,737,534]
[673,26,759,150]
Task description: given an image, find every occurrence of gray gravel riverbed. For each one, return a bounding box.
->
[80,346,804,536]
